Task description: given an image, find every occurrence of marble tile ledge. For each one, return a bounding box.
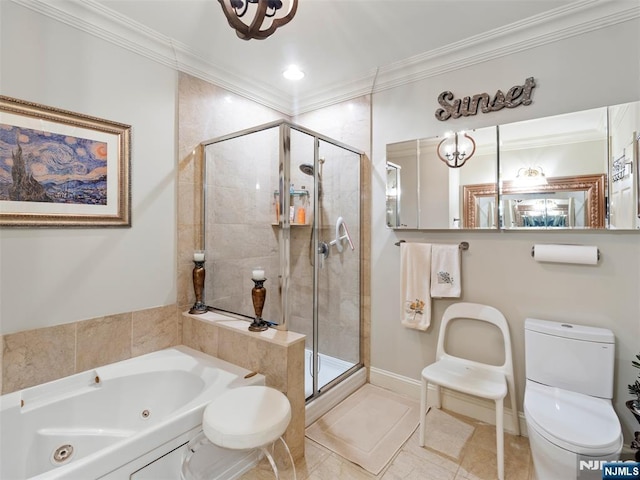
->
[182,310,305,347]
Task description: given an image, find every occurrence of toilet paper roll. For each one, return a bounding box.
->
[533,244,599,265]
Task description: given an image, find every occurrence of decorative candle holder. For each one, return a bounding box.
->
[249,274,269,332]
[189,251,208,315]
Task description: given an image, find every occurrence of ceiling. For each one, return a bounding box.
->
[20,0,639,115]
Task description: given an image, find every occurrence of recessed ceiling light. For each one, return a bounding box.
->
[283,65,304,81]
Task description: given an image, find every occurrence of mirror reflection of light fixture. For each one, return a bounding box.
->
[218,0,298,40]
[515,166,548,186]
[437,131,476,168]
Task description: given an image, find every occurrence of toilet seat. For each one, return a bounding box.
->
[524,381,622,456]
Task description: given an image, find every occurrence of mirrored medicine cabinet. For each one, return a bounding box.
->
[386,100,640,231]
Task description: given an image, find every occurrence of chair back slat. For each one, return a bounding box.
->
[435,302,514,375]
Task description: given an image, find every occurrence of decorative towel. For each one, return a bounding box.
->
[400,243,432,331]
[430,244,461,298]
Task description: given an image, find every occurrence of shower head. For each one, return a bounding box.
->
[298,162,323,199]
[299,157,325,176]
[299,163,314,176]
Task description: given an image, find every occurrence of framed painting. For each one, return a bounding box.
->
[0,95,131,227]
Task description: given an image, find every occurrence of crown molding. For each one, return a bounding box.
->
[10,0,293,114]
[10,0,640,116]
[299,0,640,113]
[501,129,607,151]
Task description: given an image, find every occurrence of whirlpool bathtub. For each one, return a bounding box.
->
[0,346,265,480]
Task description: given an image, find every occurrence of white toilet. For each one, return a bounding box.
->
[524,318,623,480]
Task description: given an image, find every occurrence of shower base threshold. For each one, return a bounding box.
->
[305,365,366,427]
[304,349,357,398]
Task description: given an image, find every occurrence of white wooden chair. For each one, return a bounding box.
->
[419,302,519,480]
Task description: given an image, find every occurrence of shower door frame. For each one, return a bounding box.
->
[200,120,365,403]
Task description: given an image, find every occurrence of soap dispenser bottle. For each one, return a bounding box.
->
[296,185,307,224]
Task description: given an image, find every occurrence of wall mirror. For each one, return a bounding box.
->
[386,100,640,231]
[386,126,498,229]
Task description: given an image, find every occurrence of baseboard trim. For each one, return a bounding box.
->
[370,366,528,436]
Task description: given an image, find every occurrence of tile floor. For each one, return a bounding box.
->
[239,409,534,480]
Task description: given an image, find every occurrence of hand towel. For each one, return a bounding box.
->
[400,243,432,331]
[430,244,461,298]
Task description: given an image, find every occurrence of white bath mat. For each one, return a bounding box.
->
[305,384,419,475]
[421,408,475,460]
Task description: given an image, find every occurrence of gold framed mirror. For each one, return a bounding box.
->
[462,183,497,228]
[463,174,605,228]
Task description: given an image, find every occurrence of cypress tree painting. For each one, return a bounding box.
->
[0,125,108,205]
[0,95,130,227]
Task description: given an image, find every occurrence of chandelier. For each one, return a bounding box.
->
[218,0,298,40]
[436,131,476,168]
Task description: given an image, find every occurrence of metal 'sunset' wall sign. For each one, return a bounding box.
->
[435,77,536,121]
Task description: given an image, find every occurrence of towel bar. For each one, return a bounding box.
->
[395,240,469,250]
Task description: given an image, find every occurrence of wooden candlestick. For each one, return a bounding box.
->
[249,278,269,332]
[189,260,207,314]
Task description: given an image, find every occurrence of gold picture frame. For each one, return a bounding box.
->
[0,95,131,227]
[463,174,606,229]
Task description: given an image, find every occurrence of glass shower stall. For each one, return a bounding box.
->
[201,120,364,404]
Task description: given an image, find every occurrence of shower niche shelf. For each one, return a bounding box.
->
[271,222,311,227]
[273,189,310,225]
[273,189,310,197]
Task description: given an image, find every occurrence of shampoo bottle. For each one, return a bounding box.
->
[297,206,306,224]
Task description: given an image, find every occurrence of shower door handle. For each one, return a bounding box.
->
[330,216,355,253]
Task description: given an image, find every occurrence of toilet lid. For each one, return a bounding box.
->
[524,381,621,455]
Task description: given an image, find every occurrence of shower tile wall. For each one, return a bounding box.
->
[177,73,283,312]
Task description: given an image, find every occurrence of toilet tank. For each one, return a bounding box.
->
[525,318,615,398]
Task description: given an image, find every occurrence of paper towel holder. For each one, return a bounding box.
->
[530,245,600,261]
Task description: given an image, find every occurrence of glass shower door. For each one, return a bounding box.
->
[311,138,361,397]
[287,128,362,400]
